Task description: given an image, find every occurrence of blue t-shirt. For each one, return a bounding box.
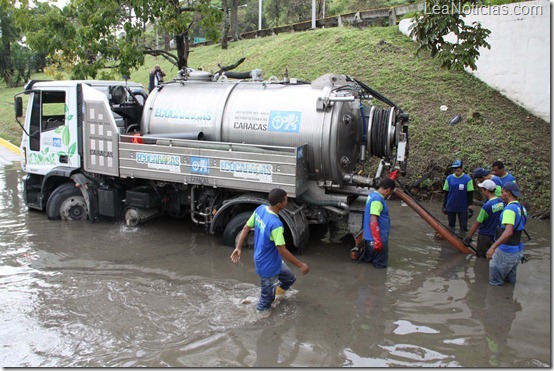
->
[443,173,474,212]
[497,172,516,186]
[363,191,390,243]
[247,205,286,277]
[496,201,527,253]
[476,196,504,236]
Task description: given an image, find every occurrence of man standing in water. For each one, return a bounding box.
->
[362,178,396,268]
[486,181,527,286]
[443,160,474,232]
[464,179,504,258]
[230,188,310,312]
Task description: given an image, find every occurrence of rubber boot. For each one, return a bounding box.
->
[275,286,286,299]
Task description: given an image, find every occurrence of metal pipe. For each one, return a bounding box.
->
[141,131,204,144]
[154,138,293,155]
[394,188,475,255]
[375,158,385,179]
[343,173,373,187]
[190,185,212,225]
[322,203,350,216]
[125,207,161,227]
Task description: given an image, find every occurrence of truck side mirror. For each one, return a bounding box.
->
[14,96,23,118]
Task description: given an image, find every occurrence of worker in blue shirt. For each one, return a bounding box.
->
[464,179,504,258]
[443,160,474,232]
[487,181,527,286]
[362,178,396,268]
[473,167,502,197]
[231,188,309,311]
[491,161,516,186]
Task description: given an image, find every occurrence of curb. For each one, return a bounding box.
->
[0,137,21,155]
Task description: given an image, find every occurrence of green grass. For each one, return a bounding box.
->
[1,26,549,216]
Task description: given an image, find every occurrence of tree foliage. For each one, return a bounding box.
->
[16,0,222,79]
[0,0,45,86]
[10,0,493,80]
[409,0,491,71]
[0,0,18,86]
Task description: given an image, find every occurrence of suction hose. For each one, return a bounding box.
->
[393,188,475,255]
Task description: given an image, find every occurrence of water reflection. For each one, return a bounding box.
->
[465,258,522,367]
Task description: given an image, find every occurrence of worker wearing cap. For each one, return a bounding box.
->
[443,160,474,232]
[491,161,516,186]
[463,179,504,258]
[486,181,527,286]
[472,167,502,197]
[362,178,396,268]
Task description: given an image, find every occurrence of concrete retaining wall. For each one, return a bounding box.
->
[399,0,550,122]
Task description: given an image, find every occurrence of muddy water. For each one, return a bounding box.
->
[0,163,550,367]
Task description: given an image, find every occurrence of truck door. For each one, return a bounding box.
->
[23,89,80,175]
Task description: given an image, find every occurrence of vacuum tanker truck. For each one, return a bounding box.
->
[14,68,408,253]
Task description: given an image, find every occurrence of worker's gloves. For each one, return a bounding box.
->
[370,221,382,252]
[372,240,382,252]
[463,236,473,245]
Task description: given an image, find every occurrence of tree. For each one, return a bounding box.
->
[409,0,491,71]
[264,0,310,27]
[17,0,222,79]
[0,0,19,86]
[145,0,222,71]
[221,0,230,49]
[230,0,241,41]
[237,0,259,33]
[220,0,241,48]
[9,43,33,85]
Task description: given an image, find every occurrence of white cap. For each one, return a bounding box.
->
[478,179,497,191]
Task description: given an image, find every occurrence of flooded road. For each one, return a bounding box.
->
[0,163,550,367]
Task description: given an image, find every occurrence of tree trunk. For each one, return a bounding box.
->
[0,18,14,87]
[230,0,240,41]
[221,0,229,49]
[274,1,280,27]
[163,31,171,51]
[175,33,188,69]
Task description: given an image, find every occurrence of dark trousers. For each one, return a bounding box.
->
[363,240,389,268]
[476,234,495,258]
[447,211,468,232]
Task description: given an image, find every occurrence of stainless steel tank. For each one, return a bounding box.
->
[141,74,362,185]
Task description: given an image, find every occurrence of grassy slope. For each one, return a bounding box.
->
[1,26,550,216]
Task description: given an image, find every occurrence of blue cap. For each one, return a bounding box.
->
[452,160,463,168]
[473,167,491,178]
[503,181,521,197]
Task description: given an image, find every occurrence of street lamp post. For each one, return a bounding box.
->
[312,0,316,29]
[258,0,262,30]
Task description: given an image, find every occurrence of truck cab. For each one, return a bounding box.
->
[15,80,146,212]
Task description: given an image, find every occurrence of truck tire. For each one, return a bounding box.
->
[222,211,253,248]
[46,183,88,221]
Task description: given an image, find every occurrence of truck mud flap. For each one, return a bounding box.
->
[281,202,310,254]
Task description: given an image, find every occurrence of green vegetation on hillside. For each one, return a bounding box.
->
[1,26,549,216]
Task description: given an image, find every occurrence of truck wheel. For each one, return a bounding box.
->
[223,211,254,248]
[46,183,88,221]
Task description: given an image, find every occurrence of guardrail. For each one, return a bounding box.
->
[194,2,424,46]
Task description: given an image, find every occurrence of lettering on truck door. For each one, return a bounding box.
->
[24,89,79,175]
